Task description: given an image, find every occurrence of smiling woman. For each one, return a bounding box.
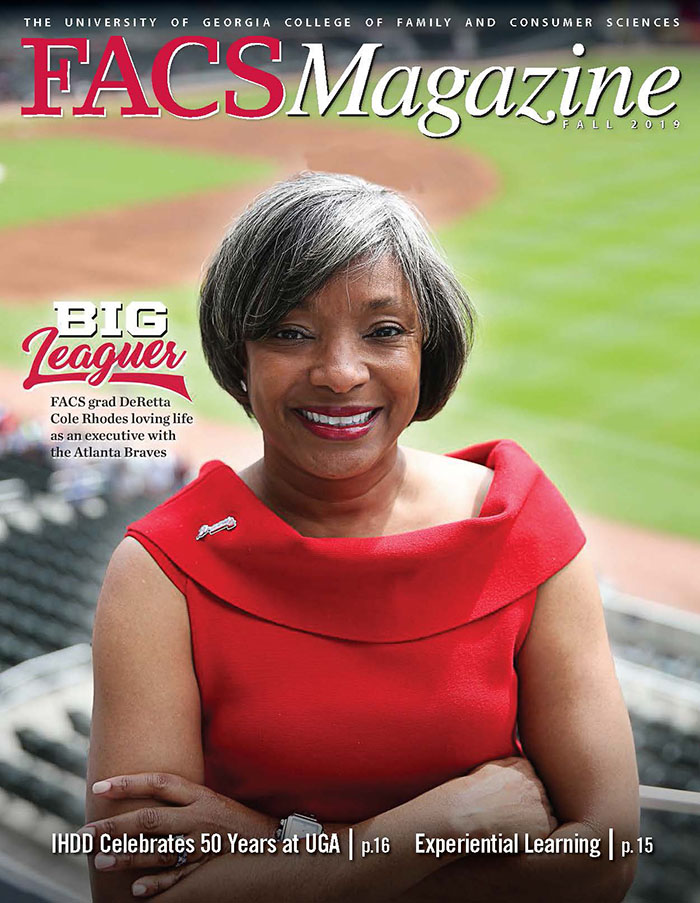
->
[85,173,639,902]
[199,172,473,424]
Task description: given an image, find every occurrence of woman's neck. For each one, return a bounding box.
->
[239,445,411,538]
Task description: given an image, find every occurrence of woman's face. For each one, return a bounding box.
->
[244,256,423,480]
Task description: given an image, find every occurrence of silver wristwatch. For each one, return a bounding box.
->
[275,812,323,841]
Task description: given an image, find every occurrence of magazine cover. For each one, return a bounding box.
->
[0,2,698,901]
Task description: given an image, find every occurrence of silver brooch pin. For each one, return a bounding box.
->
[196,515,237,541]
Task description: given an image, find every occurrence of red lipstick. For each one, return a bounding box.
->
[293,407,381,441]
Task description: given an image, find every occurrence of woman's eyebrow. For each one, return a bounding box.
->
[366,297,403,310]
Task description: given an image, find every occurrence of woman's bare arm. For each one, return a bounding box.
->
[86,538,208,901]
[401,548,640,902]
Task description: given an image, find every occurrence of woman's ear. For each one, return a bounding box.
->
[240,347,248,393]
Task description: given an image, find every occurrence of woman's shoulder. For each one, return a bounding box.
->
[128,459,235,531]
[122,460,238,590]
[104,536,186,598]
[401,445,495,523]
[402,437,584,544]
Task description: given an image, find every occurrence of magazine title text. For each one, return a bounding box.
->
[20,37,681,137]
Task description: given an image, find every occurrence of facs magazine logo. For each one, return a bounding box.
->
[21,301,191,400]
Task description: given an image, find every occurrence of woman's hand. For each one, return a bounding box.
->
[437,756,558,843]
[80,772,276,898]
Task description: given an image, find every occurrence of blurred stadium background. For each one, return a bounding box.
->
[0,1,699,900]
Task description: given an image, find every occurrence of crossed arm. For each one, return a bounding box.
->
[85,538,639,902]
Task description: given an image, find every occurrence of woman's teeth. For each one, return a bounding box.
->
[299,410,374,426]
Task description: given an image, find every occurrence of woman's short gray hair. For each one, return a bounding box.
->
[199,172,475,421]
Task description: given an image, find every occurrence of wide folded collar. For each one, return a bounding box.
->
[127,439,585,642]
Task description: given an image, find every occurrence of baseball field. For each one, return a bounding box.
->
[1,47,698,547]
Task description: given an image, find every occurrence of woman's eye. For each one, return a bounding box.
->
[370,325,404,338]
[272,327,308,341]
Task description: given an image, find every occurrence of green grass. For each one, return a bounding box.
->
[403,49,700,537]
[2,49,699,539]
[0,136,272,228]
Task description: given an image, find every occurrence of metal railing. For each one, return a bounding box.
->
[640,784,700,815]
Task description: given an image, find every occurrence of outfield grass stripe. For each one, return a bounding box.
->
[458,399,700,474]
[0,136,273,229]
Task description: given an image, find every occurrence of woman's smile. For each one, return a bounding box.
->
[293,406,383,440]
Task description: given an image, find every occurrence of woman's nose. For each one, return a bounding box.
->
[308,338,370,394]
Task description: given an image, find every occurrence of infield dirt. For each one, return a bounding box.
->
[0,116,498,301]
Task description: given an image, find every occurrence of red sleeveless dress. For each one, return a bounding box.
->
[126,439,585,824]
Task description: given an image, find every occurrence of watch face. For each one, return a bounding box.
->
[282,814,322,839]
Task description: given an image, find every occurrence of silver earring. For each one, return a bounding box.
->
[240,379,247,393]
